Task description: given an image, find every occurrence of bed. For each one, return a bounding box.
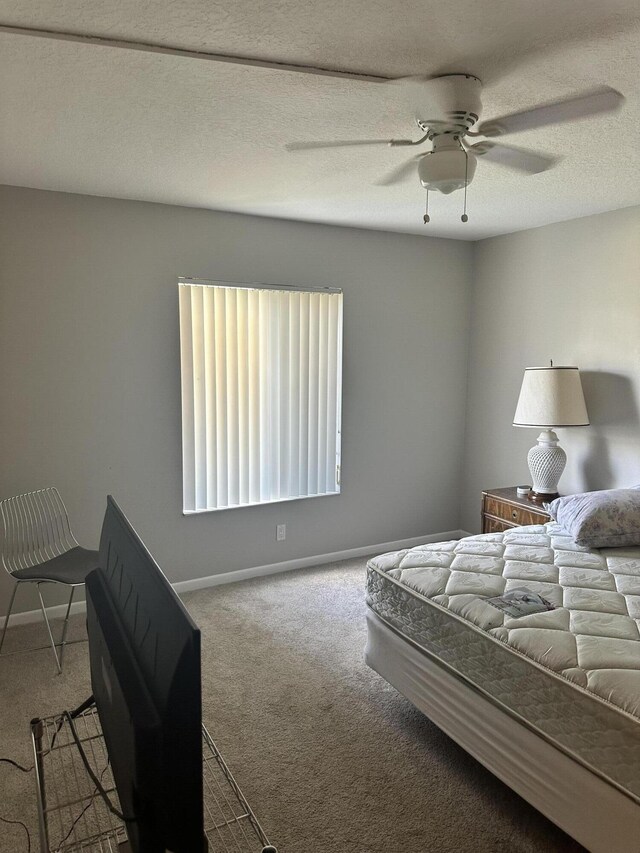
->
[364,522,640,852]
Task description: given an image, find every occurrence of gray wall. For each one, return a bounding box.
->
[0,185,473,615]
[461,205,640,533]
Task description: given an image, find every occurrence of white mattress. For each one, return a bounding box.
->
[365,610,640,853]
[366,522,640,801]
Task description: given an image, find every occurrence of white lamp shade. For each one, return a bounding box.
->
[513,366,589,428]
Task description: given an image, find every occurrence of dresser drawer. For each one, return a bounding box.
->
[483,515,515,534]
[483,495,549,527]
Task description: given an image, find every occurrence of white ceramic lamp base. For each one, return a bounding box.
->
[527,429,566,504]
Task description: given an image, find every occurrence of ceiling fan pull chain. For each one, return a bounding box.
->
[423,190,430,224]
[461,149,469,223]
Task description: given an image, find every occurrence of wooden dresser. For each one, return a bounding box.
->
[482,486,551,533]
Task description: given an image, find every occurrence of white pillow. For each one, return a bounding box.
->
[546,488,640,548]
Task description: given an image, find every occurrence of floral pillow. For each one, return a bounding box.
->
[546,489,640,548]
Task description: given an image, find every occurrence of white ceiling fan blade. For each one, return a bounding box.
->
[477,87,624,138]
[375,156,422,186]
[286,138,409,152]
[468,142,559,174]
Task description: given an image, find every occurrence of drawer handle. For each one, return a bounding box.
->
[511,510,517,519]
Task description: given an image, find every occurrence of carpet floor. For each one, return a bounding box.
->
[0,558,584,852]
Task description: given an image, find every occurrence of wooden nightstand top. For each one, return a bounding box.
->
[482,486,552,513]
[481,486,551,534]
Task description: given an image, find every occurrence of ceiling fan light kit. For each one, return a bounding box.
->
[417,137,477,196]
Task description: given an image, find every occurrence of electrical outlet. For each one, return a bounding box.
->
[276,523,286,541]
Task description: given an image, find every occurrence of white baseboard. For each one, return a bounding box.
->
[0,529,466,629]
[172,529,466,594]
[0,598,87,630]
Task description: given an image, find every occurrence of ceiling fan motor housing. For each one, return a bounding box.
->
[415,74,483,134]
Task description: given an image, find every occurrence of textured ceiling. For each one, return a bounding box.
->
[0,0,639,239]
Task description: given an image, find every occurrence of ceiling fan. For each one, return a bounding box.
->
[286,74,624,223]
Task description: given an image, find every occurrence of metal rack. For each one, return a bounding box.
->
[31,707,277,853]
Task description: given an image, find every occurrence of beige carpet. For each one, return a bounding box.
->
[0,558,583,852]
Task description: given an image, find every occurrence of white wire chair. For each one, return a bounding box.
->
[0,487,99,673]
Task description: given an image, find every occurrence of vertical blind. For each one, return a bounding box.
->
[179,281,343,512]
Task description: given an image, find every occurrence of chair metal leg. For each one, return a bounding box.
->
[37,583,62,675]
[0,581,20,655]
[57,586,75,670]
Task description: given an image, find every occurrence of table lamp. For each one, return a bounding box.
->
[513,363,589,504]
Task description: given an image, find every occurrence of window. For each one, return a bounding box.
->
[179,280,343,513]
